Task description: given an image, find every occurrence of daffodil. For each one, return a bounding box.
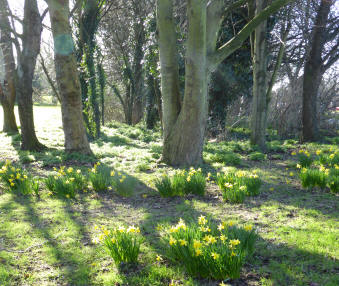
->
[211,252,220,260]
[198,215,207,225]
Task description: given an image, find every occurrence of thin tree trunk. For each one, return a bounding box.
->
[250,0,268,150]
[162,0,207,166]
[39,54,60,103]
[16,0,45,151]
[302,0,332,142]
[47,0,92,154]
[0,0,18,133]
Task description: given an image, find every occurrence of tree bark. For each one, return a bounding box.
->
[162,0,207,166]
[0,0,18,133]
[47,0,92,154]
[157,0,292,166]
[16,0,45,151]
[157,0,181,140]
[302,0,332,142]
[250,0,268,150]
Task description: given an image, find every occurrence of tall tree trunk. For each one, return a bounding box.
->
[157,0,181,140]
[131,17,145,125]
[47,0,92,154]
[16,0,45,151]
[0,0,18,133]
[162,0,207,166]
[302,0,332,142]
[250,0,268,150]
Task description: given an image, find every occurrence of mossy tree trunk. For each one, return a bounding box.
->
[47,0,92,154]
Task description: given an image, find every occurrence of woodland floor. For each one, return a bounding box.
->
[0,106,338,286]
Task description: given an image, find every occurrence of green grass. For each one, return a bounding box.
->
[0,106,338,285]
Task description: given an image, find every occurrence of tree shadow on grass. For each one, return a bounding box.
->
[8,195,95,286]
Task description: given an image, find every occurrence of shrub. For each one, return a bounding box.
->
[297,150,313,168]
[88,162,112,191]
[93,225,142,266]
[216,171,261,203]
[300,168,327,190]
[45,166,87,198]
[0,160,39,196]
[249,152,266,161]
[162,217,257,280]
[155,168,207,197]
[210,152,241,166]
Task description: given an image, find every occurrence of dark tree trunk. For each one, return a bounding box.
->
[16,0,45,151]
[0,0,18,133]
[302,0,332,142]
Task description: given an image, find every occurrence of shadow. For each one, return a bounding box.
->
[7,195,95,285]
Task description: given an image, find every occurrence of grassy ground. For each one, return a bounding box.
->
[0,106,338,286]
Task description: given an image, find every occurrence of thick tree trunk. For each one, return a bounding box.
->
[157,0,181,140]
[47,0,92,154]
[250,0,268,150]
[0,0,18,133]
[162,0,207,166]
[302,0,332,142]
[17,0,45,151]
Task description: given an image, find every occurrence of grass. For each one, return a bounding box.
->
[0,106,338,286]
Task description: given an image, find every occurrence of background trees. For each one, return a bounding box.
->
[0,0,337,164]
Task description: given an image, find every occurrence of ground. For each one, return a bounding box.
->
[0,106,338,286]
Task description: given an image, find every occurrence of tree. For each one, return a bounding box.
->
[250,0,291,150]
[302,0,337,142]
[0,0,18,133]
[101,0,151,125]
[157,0,293,166]
[46,0,92,154]
[76,0,108,139]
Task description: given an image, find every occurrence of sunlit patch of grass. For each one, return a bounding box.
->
[0,106,338,285]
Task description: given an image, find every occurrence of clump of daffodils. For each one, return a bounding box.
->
[162,216,257,280]
[0,160,39,196]
[93,224,142,266]
[216,171,262,203]
[297,148,338,194]
[45,165,87,198]
[155,167,206,197]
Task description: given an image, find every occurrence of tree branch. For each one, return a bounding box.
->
[208,0,294,70]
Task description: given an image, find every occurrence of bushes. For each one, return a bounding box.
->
[162,217,257,280]
[93,225,142,266]
[0,160,39,196]
[216,171,262,203]
[155,168,207,197]
[249,151,266,161]
[210,152,241,166]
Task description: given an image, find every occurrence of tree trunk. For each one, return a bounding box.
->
[47,0,92,154]
[302,0,332,142]
[16,0,45,151]
[0,0,18,133]
[162,0,207,166]
[157,0,181,140]
[250,0,268,150]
